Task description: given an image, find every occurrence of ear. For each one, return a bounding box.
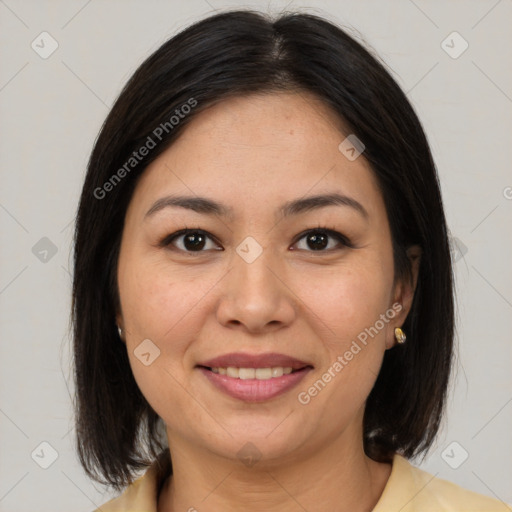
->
[386,245,421,349]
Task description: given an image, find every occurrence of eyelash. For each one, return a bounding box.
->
[159,226,354,255]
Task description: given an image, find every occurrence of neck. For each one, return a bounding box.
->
[157,422,392,512]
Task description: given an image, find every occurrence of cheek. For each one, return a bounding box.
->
[120,256,202,339]
[294,263,392,410]
[119,259,223,388]
[298,263,392,348]
[119,264,208,418]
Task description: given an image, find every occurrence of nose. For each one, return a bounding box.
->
[215,244,297,334]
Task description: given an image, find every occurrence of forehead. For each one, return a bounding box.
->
[177,91,348,152]
[127,92,384,222]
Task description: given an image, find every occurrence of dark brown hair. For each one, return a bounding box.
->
[71,9,454,491]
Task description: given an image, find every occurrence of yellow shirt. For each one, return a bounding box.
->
[94,453,509,511]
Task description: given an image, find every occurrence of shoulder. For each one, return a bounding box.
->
[91,470,157,512]
[373,454,510,512]
[91,452,170,512]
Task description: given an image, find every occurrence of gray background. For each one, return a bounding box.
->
[0,0,511,510]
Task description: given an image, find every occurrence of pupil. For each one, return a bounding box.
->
[184,233,205,250]
[308,232,327,250]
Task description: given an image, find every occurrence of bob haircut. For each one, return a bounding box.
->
[72,9,454,490]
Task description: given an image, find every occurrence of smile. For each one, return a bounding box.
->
[196,351,314,402]
[209,366,295,379]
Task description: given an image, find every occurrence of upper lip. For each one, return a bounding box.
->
[198,352,313,370]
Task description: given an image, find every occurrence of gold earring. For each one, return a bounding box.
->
[394,327,406,344]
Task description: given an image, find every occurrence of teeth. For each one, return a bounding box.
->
[210,366,294,380]
[238,368,255,379]
[226,367,239,378]
[255,368,272,379]
[271,367,284,377]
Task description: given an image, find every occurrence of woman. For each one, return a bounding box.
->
[71,9,507,511]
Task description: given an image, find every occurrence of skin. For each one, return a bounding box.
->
[116,91,421,512]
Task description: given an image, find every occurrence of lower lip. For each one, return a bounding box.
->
[198,367,312,402]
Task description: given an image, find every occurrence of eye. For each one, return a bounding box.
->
[292,227,353,252]
[161,229,222,253]
[160,227,353,254]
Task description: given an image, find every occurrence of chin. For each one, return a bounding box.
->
[208,420,308,463]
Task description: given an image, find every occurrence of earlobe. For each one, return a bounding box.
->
[387,245,422,348]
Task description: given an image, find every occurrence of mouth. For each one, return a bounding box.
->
[197,365,310,380]
[195,353,313,402]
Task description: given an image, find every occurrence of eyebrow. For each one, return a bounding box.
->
[144,192,369,221]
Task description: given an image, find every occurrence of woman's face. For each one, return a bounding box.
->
[116,91,418,466]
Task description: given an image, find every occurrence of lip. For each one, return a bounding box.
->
[197,352,312,370]
[196,352,314,402]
